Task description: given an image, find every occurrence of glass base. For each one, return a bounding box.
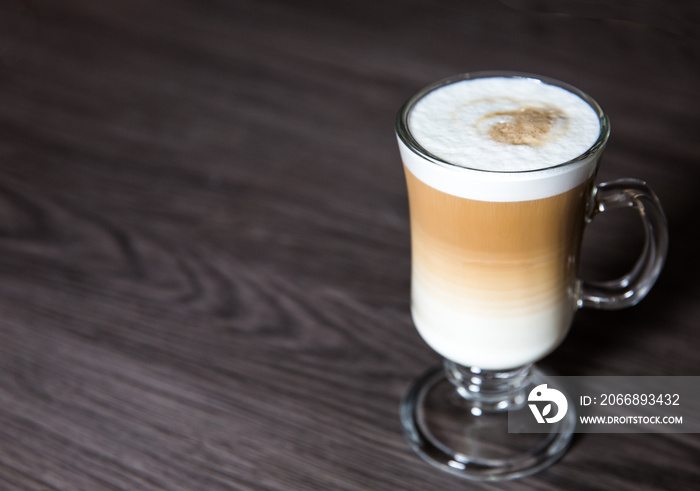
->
[400,362,576,481]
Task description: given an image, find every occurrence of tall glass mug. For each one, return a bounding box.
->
[395,72,668,480]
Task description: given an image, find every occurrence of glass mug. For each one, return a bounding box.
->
[395,72,668,481]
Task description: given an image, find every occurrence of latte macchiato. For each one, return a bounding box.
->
[397,73,668,481]
[397,75,604,369]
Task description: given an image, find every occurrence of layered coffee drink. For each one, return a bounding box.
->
[397,76,604,369]
[397,74,666,481]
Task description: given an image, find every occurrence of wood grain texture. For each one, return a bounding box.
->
[0,0,698,489]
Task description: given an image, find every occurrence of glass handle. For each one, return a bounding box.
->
[578,178,669,310]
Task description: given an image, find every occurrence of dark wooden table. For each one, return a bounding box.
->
[1,1,698,489]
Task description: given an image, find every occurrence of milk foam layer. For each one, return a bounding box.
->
[409,77,601,172]
[399,76,604,202]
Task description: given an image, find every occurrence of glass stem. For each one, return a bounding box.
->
[443,360,534,412]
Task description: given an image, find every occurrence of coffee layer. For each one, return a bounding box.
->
[405,166,591,369]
